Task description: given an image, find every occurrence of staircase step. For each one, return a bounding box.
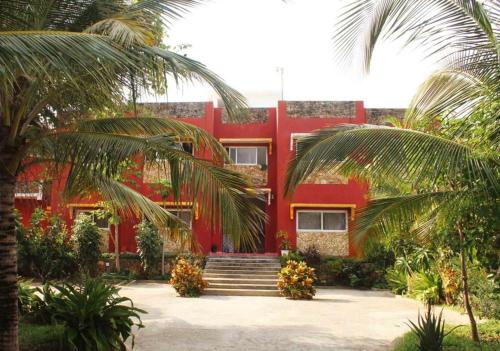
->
[204,277,278,284]
[204,288,281,297]
[207,282,277,290]
[208,259,280,264]
[205,265,281,271]
[204,269,279,275]
[204,272,278,279]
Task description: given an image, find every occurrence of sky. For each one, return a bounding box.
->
[148,0,439,108]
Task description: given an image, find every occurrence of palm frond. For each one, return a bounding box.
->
[285,125,499,195]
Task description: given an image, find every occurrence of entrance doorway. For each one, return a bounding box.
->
[222,197,266,253]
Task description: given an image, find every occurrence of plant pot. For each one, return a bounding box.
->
[281,249,290,256]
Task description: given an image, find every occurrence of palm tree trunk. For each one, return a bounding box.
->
[0,167,19,351]
[458,225,480,343]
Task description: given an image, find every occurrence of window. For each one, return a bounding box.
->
[226,147,267,166]
[167,209,192,229]
[74,209,110,230]
[296,210,347,232]
[290,133,313,152]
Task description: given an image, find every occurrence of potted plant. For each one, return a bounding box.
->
[276,230,290,256]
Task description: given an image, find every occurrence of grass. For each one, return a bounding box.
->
[19,322,65,351]
[392,320,500,350]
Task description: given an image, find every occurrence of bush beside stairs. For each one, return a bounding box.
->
[203,256,281,296]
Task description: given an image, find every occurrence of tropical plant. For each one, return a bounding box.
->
[169,257,208,297]
[275,230,290,250]
[0,1,264,347]
[17,280,36,316]
[279,251,304,267]
[277,260,317,299]
[407,310,461,351]
[31,279,144,351]
[408,272,443,314]
[72,213,102,276]
[385,267,408,295]
[287,0,499,342]
[135,219,163,276]
[299,245,321,267]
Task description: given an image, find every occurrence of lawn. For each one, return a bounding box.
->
[392,320,500,350]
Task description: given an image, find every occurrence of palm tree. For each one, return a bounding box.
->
[0,1,262,350]
[286,0,499,343]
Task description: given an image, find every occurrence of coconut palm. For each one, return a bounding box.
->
[286,0,499,343]
[0,1,262,350]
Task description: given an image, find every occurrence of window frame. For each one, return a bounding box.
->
[296,210,348,233]
[165,208,193,229]
[290,133,313,152]
[227,146,263,166]
[74,209,110,230]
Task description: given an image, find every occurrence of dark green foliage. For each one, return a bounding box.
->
[17,280,36,315]
[135,220,163,275]
[19,322,65,351]
[299,245,321,267]
[280,251,304,267]
[15,210,31,275]
[72,213,102,276]
[385,268,408,294]
[31,279,145,351]
[407,310,458,351]
[17,209,77,281]
[464,265,500,320]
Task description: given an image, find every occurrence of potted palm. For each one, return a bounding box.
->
[276,230,290,256]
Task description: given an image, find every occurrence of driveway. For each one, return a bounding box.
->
[121,283,470,351]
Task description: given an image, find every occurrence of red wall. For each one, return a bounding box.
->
[15,101,369,256]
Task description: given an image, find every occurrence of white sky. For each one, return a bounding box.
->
[148,0,439,108]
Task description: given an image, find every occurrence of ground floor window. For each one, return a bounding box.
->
[74,209,110,230]
[166,209,192,228]
[296,210,347,232]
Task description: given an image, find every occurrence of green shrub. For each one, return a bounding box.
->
[72,213,101,276]
[19,322,65,351]
[280,251,304,266]
[392,320,500,351]
[465,266,500,320]
[22,211,77,281]
[408,271,443,306]
[277,260,317,299]
[385,268,408,294]
[169,257,207,297]
[135,220,163,276]
[31,279,144,350]
[299,245,321,267]
[18,279,37,315]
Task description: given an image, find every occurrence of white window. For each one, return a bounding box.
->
[290,133,313,151]
[167,209,192,229]
[296,210,347,232]
[226,147,267,166]
[74,209,110,230]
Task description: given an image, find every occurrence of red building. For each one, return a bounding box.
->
[14,101,404,257]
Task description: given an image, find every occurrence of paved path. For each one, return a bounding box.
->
[121,283,470,351]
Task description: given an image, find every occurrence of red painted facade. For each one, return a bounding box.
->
[15,101,376,256]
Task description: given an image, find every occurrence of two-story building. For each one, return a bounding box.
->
[14,101,404,257]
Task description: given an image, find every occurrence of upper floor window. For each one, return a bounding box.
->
[296,210,347,232]
[166,209,192,229]
[290,133,313,153]
[226,147,267,166]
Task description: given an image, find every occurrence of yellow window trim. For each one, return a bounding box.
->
[219,138,273,155]
[290,203,356,220]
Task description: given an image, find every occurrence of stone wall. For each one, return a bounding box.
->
[297,231,349,256]
[140,102,205,118]
[365,108,406,125]
[225,164,268,186]
[222,108,268,124]
[286,101,356,118]
[302,168,348,185]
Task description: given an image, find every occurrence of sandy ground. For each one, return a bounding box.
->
[121,283,470,351]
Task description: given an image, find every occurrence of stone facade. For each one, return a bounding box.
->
[225,164,268,187]
[140,102,205,118]
[365,108,406,125]
[297,231,349,256]
[302,168,348,185]
[221,108,268,124]
[286,101,356,118]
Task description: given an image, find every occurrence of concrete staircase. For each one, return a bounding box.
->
[203,256,281,296]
